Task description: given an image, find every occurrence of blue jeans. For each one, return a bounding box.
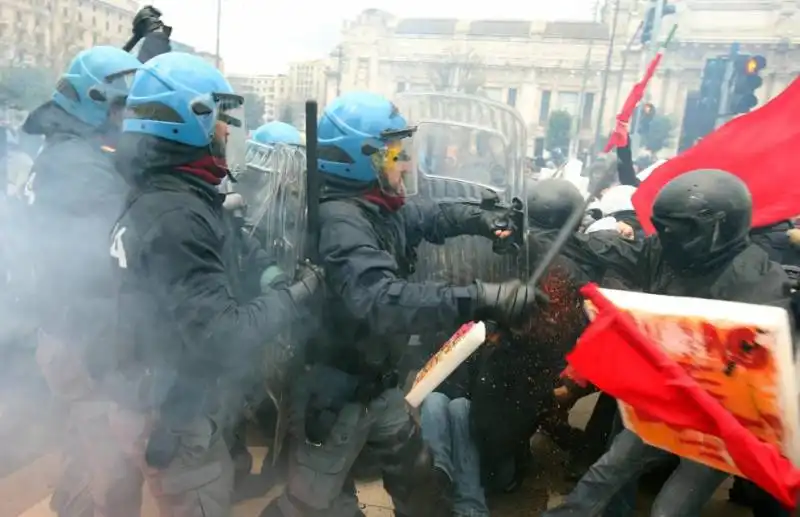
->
[420,392,489,517]
[603,411,637,517]
[543,429,729,517]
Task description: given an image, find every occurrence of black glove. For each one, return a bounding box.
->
[132,5,164,38]
[477,197,525,255]
[473,279,546,324]
[285,261,324,306]
[303,366,358,445]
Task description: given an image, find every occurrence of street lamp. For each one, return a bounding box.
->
[215,0,222,68]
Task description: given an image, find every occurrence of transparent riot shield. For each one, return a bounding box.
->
[396,92,529,284]
[235,140,308,274]
[232,140,309,463]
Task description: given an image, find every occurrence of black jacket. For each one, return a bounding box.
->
[559,231,790,305]
[750,221,800,267]
[315,195,493,375]
[616,141,640,187]
[110,171,301,419]
[21,114,127,358]
[16,27,172,350]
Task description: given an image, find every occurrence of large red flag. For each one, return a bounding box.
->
[603,53,663,153]
[567,283,800,508]
[633,77,800,234]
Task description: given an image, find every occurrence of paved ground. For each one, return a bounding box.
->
[0,388,757,517]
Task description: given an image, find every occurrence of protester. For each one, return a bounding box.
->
[540,167,791,517]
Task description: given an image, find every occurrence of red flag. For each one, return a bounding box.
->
[603,53,664,152]
[633,78,800,234]
[567,283,800,508]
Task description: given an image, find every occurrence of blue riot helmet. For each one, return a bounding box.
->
[251,121,302,146]
[245,120,304,173]
[122,52,246,170]
[317,91,417,197]
[52,46,142,128]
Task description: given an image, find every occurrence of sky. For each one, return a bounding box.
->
[147,0,597,75]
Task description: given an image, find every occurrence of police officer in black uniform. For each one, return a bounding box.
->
[108,51,322,516]
[261,91,540,517]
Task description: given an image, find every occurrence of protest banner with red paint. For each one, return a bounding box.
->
[570,285,800,506]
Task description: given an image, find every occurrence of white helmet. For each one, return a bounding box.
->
[599,185,637,216]
[585,216,619,234]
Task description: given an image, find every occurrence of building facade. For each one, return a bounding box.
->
[330,1,800,156]
[227,73,288,121]
[287,59,327,104]
[227,60,328,129]
[0,0,139,70]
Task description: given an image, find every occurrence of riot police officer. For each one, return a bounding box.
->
[261,91,540,517]
[19,46,145,517]
[108,52,322,517]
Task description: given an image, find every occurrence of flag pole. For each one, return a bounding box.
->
[630,0,665,149]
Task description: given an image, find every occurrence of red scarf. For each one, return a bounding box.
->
[363,186,405,212]
[176,155,228,185]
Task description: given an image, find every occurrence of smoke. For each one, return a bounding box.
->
[0,134,72,511]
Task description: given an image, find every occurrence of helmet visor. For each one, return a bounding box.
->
[92,68,138,106]
[373,133,417,197]
[211,93,245,171]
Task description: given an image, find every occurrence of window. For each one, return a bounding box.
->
[557,91,580,118]
[581,92,595,129]
[106,21,110,31]
[396,82,407,93]
[538,90,551,125]
[507,87,518,107]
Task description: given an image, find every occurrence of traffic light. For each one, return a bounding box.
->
[689,58,727,142]
[638,103,656,135]
[728,54,766,114]
[641,1,677,44]
[698,57,726,114]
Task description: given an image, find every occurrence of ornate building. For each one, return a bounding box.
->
[328,1,800,156]
[0,0,139,71]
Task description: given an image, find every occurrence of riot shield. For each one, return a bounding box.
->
[395,92,528,284]
[235,140,308,274]
[232,140,309,464]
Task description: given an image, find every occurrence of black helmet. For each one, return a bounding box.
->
[651,169,752,272]
[526,178,584,230]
